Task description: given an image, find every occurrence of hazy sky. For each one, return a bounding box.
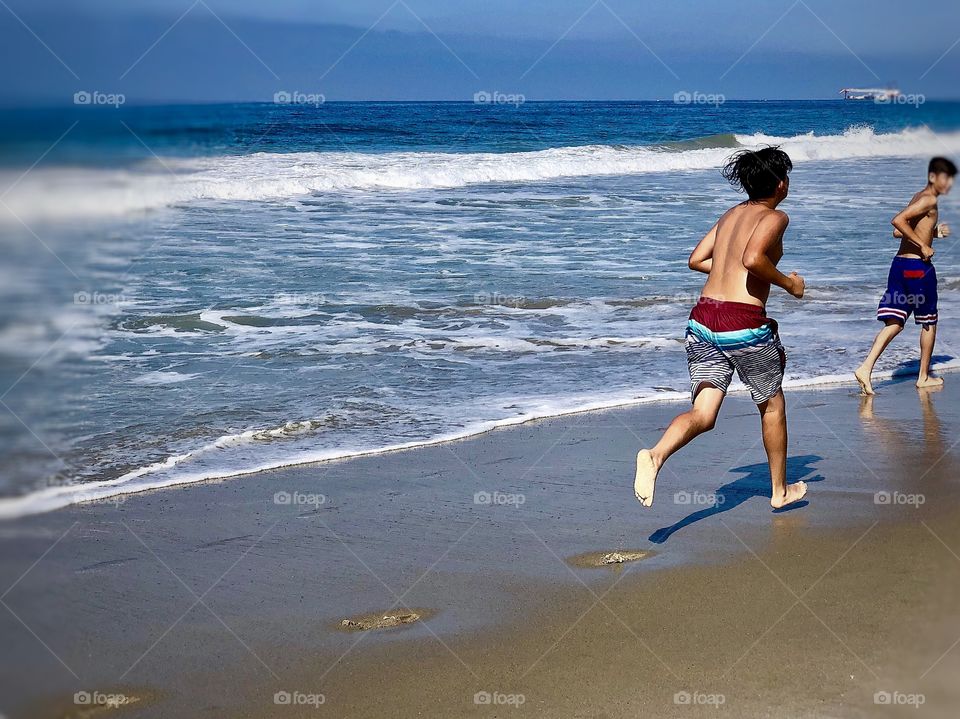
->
[2,0,958,102]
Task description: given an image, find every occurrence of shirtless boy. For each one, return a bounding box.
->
[634,146,808,510]
[855,157,956,395]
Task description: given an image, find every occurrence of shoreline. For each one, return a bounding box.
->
[3,358,958,521]
[2,375,960,717]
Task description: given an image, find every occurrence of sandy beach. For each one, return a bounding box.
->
[2,370,959,718]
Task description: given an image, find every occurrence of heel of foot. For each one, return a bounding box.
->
[770,481,808,510]
[634,449,658,508]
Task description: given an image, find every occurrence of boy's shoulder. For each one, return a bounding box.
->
[909,188,938,208]
[759,207,789,228]
[721,203,788,220]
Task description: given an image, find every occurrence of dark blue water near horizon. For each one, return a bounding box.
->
[2,99,959,166]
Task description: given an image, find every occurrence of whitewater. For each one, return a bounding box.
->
[3,126,960,223]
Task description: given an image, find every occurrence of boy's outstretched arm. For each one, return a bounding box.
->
[892,195,937,259]
[688,222,718,274]
[742,211,804,298]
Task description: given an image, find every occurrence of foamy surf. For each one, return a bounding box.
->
[3,126,959,223]
[2,359,957,520]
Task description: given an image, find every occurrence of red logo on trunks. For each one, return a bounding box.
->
[903,270,926,279]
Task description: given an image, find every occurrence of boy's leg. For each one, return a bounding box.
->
[758,390,807,508]
[855,320,903,395]
[917,323,943,388]
[915,268,940,388]
[861,259,911,395]
[634,387,724,506]
[650,387,725,465]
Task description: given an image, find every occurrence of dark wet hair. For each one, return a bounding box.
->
[929,156,958,177]
[721,146,793,200]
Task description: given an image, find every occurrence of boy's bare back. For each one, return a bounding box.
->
[700,202,798,307]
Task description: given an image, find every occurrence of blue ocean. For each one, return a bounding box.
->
[2,100,960,517]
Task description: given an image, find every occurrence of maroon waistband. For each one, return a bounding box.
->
[689,297,768,332]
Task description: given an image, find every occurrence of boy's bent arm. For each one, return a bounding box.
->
[688,222,718,274]
[742,212,803,298]
[892,196,937,256]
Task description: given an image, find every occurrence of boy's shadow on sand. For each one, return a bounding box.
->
[648,454,824,545]
[890,354,952,380]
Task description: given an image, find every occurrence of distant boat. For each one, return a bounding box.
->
[839,87,901,101]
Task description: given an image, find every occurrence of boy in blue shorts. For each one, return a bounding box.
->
[856,157,956,394]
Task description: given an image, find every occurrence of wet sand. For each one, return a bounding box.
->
[1,372,959,718]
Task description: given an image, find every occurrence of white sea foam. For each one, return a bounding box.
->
[3,126,958,223]
[131,371,200,385]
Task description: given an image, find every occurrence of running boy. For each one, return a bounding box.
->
[855,157,956,395]
[634,146,808,510]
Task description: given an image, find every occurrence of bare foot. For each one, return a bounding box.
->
[634,449,660,507]
[770,481,807,509]
[916,376,944,389]
[854,365,874,395]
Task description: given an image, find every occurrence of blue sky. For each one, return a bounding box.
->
[2,0,958,102]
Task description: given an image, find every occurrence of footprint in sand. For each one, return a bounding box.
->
[566,549,656,570]
[336,609,435,632]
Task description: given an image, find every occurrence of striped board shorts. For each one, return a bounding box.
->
[684,298,787,405]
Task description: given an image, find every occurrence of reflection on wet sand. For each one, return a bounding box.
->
[858,385,946,495]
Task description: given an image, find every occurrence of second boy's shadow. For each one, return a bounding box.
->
[648,453,824,544]
[889,354,953,380]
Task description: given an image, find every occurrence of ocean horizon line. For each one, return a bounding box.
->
[4,97,960,110]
